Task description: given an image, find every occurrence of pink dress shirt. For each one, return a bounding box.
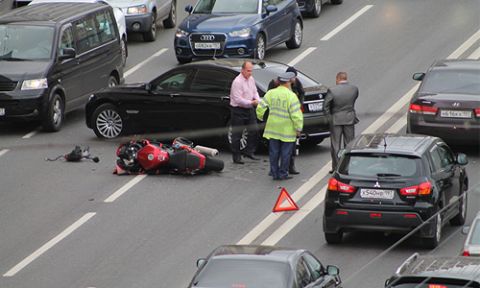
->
[229,74,260,108]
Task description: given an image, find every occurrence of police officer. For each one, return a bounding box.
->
[256,72,303,180]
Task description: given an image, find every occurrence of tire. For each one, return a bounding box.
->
[423,212,442,249]
[163,1,176,29]
[227,120,249,152]
[304,138,324,146]
[285,19,302,49]
[177,56,192,64]
[92,103,125,139]
[108,75,118,87]
[143,12,157,42]
[309,0,322,18]
[330,0,343,4]
[450,191,467,226]
[254,33,266,60]
[204,156,224,172]
[120,37,128,67]
[325,231,343,244]
[42,93,64,132]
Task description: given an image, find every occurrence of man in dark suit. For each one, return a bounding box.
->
[324,72,359,173]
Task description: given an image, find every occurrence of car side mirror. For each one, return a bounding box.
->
[196,258,207,268]
[412,72,425,81]
[185,4,193,14]
[456,153,468,165]
[462,225,470,235]
[265,5,278,15]
[58,48,76,60]
[326,265,339,276]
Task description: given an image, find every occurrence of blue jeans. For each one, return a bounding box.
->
[269,139,295,179]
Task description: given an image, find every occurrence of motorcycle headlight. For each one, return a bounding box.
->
[21,78,48,90]
[175,29,189,38]
[229,27,251,37]
[127,5,147,14]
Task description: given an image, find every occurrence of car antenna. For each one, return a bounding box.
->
[383,135,387,152]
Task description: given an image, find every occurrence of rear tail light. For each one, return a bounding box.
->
[463,250,470,256]
[370,213,382,218]
[409,103,438,115]
[328,178,356,193]
[428,285,447,288]
[475,108,480,117]
[336,210,348,215]
[403,214,417,219]
[400,181,432,196]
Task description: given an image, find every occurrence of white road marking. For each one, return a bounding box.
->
[22,129,38,139]
[124,48,168,78]
[321,5,374,41]
[385,113,407,134]
[447,29,480,59]
[288,47,317,67]
[3,213,96,277]
[0,149,9,157]
[104,175,147,203]
[468,46,480,60]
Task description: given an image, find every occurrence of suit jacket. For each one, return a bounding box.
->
[324,82,359,126]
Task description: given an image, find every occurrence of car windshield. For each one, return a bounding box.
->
[421,69,480,95]
[193,0,259,14]
[339,154,421,178]
[0,25,54,61]
[193,258,290,287]
[253,65,319,92]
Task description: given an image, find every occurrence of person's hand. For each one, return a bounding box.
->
[251,99,259,107]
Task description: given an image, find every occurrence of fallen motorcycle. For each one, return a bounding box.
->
[114,137,224,175]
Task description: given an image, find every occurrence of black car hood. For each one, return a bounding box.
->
[417,92,480,102]
[180,14,260,32]
[0,60,50,81]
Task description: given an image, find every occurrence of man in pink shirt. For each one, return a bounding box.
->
[230,60,260,164]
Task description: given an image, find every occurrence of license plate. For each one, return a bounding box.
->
[440,110,472,118]
[194,42,221,49]
[360,189,395,200]
[0,108,4,116]
[308,102,323,112]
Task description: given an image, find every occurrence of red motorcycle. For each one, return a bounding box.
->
[114,137,224,175]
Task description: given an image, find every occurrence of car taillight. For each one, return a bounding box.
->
[475,108,480,117]
[463,250,470,256]
[328,178,356,193]
[428,285,447,288]
[409,103,438,115]
[400,182,432,196]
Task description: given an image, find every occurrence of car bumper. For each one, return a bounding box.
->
[0,89,47,120]
[297,0,313,13]
[408,117,480,143]
[125,13,153,33]
[300,114,330,141]
[175,35,257,60]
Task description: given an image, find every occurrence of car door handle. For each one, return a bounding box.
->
[169,93,180,98]
[221,96,230,101]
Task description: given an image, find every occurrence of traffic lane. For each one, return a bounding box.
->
[0,0,13,15]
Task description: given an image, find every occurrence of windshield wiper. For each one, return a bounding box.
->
[0,56,29,61]
[376,173,402,177]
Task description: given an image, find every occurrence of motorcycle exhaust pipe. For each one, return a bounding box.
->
[194,145,219,157]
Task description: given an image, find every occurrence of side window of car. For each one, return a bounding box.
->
[153,72,190,91]
[190,69,235,94]
[95,10,116,43]
[302,253,323,281]
[58,26,74,56]
[296,258,313,288]
[436,145,455,168]
[74,15,101,53]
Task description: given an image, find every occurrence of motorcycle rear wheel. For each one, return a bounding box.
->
[204,156,224,172]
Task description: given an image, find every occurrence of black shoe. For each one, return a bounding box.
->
[289,168,300,175]
[233,158,244,164]
[243,153,260,160]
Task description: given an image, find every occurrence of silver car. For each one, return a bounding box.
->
[462,211,480,256]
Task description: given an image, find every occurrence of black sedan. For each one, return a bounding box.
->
[407,59,480,144]
[188,245,342,288]
[85,59,330,148]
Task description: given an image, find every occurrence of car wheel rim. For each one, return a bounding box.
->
[151,15,156,36]
[52,98,62,125]
[108,77,117,87]
[121,40,127,65]
[228,126,248,151]
[315,0,321,14]
[96,109,123,138]
[257,36,265,59]
[436,213,442,242]
[171,4,176,24]
[294,22,302,45]
[461,195,466,219]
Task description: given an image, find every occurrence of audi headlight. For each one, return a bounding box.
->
[21,78,48,90]
[229,28,251,37]
[127,5,147,14]
[175,29,189,38]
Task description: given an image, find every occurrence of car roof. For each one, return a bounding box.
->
[431,59,480,71]
[208,245,303,264]
[395,253,480,282]
[181,58,288,73]
[0,2,108,25]
[346,133,439,157]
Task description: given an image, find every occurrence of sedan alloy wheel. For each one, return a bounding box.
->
[93,104,124,138]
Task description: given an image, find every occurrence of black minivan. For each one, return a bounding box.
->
[0,2,124,131]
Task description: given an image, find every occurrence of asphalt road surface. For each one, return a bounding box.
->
[0,0,479,287]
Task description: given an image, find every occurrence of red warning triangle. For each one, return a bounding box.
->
[273,187,299,212]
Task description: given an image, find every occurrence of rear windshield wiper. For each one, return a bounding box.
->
[376,173,402,177]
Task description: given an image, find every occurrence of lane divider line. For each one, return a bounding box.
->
[3,212,96,277]
[104,175,147,203]
[468,46,480,60]
[288,47,317,67]
[22,129,38,139]
[385,113,408,134]
[321,5,374,41]
[0,149,9,157]
[124,48,168,78]
[447,29,480,59]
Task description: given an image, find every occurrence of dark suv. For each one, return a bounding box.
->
[385,253,480,287]
[323,133,469,248]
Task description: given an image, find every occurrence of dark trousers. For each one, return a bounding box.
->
[269,139,295,179]
[230,106,258,160]
[330,124,355,170]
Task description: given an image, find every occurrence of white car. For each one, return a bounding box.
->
[462,211,480,256]
[29,0,128,66]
